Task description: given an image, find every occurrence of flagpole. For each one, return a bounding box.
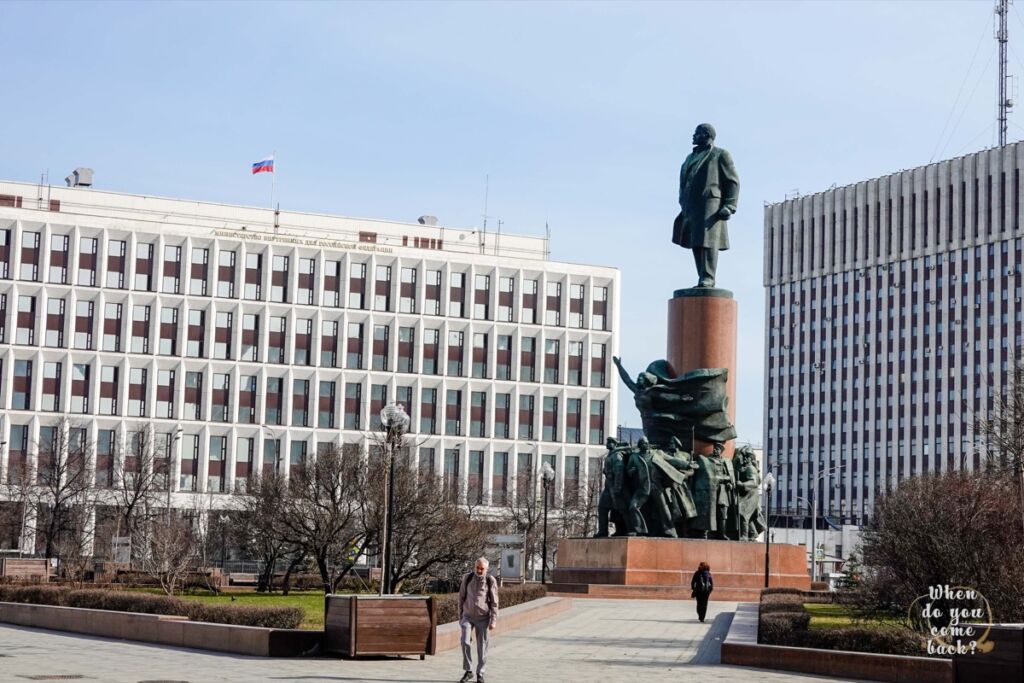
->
[271,150,276,211]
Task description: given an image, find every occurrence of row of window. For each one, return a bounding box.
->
[1,359,608,443]
[0,230,610,329]
[0,294,610,384]
[3,424,602,501]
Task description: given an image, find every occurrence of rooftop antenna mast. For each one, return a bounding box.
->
[997,0,1013,146]
[480,174,489,254]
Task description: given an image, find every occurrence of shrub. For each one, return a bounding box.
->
[802,626,928,657]
[0,585,303,629]
[810,581,829,591]
[434,583,548,625]
[761,587,802,596]
[758,610,811,646]
[187,603,304,629]
[759,594,807,614]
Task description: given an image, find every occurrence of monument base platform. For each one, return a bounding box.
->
[550,537,809,602]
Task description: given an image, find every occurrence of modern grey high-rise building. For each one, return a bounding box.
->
[763,143,1024,531]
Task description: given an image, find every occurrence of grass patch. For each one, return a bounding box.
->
[130,588,327,630]
[805,603,903,631]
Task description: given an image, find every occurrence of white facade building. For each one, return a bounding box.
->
[0,178,619,550]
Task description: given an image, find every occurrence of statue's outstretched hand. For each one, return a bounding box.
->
[612,356,622,367]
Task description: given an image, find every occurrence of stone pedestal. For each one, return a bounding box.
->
[667,288,737,457]
[549,537,810,602]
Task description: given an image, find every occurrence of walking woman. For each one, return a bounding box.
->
[691,561,713,622]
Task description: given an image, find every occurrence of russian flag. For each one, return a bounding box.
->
[252,156,274,174]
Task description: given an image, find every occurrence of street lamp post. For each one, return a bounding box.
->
[379,403,409,596]
[809,462,845,583]
[763,471,776,588]
[540,463,555,584]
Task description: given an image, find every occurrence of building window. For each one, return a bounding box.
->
[399,267,417,313]
[180,434,198,491]
[498,276,515,322]
[449,272,466,317]
[265,377,284,425]
[48,234,69,284]
[186,308,205,357]
[470,391,487,438]
[241,313,260,361]
[370,384,387,429]
[269,316,287,363]
[446,389,463,436]
[496,335,512,380]
[468,450,484,505]
[545,281,562,326]
[217,249,236,298]
[474,274,490,319]
[106,239,126,289]
[0,293,6,343]
[492,452,508,505]
[522,279,538,324]
[290,440,307,477]
[443,448,460,502]
[420,387,438,434]
[16,295,35,345]
[592,286,608,330]
[0,228,8,280]
[589,399,606,444]
[184,371,203,420]
[519,394,535,439]
[214,311,233,360]
[348,262,366,309]
[344,382,362,430]
[472,333,488,378]
[568,341,584,386]
[234,437,254,490]
[45,297,66,348]
[374,265,391,311]
[423,328,440,375]
[128,367,147,416]
[396,386,413,429]
[162,245,182,294]
[134,242,154,291]
[292,379,310,427]
[189,247,209,296]
[295,318,312,366]
[13,360,33,410]
[96,429,115,488]
[447,331,464,376]
[569,283,585,328]
[20,231,40,281]
[419,447,436,478]
[298,257,315,305]
[372,324,390,371]
[99,365,118,415]
[590,343,607,387]
[102,302,122,352]
[244,252,263,300]
[156,369,176,419]
[398,326,415,373]
[494,393,511,439]
[566,398,582,443]
[130,304,150,353]
[238,375,257,424]
[320,320,338,367]
[212,373,230,422]
[425,270,441,315]
[271,254,289,303]
[78,236,98,286]
[318,380,336,428]
[324,260,341,307]
[208,436,226,493]
[544,339,560,383]
[159,306,178,355]
[70,363,90,414]
[542,396,559,442]
[346,322,364,369]
[520,336,536,382]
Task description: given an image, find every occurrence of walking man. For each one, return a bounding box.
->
[459,557,499,683]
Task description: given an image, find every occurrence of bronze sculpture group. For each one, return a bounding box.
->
[596,437,764,541]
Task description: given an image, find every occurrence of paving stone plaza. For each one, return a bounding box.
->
[0,599,868,682]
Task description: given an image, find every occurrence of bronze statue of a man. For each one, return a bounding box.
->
[672,123,740,288]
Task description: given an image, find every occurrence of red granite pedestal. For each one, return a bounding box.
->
[549,537,810,602]
[667,287,738,457]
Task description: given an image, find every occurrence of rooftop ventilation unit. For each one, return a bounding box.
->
[65,168,94,188]
[417,215,438,226]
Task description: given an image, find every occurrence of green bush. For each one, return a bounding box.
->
[802,626,928,657]
[0,584,301,629]
[759,593,808,614]
[435,583,548,625]
[758,611,811,646]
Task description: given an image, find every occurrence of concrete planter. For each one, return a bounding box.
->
[323,594,436,658]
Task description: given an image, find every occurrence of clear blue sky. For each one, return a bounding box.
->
[0,1,1015,442]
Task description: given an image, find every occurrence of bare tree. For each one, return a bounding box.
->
[34,419,94,560]
[970,358,1024,536]
[140,509,200,595]
[0,460,39,555]
[107,429,165,567]
[560,468,602,538]
[502,469,546,578]
[232,470,304,592]
[277,443,368,593]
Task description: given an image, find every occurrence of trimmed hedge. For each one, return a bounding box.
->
[435,583,548,625]
[0,585,302,629]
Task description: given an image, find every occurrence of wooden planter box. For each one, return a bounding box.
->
[324,594,436,658]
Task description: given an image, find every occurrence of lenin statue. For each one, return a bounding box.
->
[672,123,740,288]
